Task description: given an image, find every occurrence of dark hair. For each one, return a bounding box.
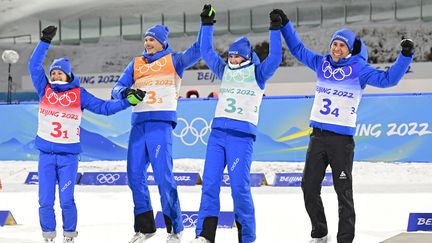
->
[208,91,218,98]
[186,89,200,98]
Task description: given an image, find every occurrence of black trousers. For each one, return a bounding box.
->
[301,128,356,243]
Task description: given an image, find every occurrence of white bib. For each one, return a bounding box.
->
[37,86,82,144]
[131,55,181,112]
[215,65,264,125]
[310,60,363,128]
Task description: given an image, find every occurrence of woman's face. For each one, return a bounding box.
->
[228,54,246,65]
[50,70,68,82]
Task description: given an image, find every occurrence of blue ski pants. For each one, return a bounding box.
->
[195,128,256,243]
[127,121,184,234]
[38,151,78,234]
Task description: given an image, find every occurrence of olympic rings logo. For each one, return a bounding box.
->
[173,117,212,146]
[182,213,198,227]
[45,88,77,107]
[224,68,253,83]
[321,61,352,81]
[96,173,120,184]
[136,57,167,74]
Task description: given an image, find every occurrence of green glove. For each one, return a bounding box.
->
[126,89,146,106]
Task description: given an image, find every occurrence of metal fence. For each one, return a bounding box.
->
[1,0,431,45]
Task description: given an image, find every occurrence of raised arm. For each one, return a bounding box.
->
[255,12,283,87]
[28,26,57,98]
[360,40,414,88]
[274,10,322,72]
[199,5,226,79]
[111,59,134,99]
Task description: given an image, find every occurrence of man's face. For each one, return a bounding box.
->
[228,54,246,65]
[144,36,164,54]
[50,70,68,82]
[330,39,350,62]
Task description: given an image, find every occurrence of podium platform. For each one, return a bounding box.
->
[381,232,432,243]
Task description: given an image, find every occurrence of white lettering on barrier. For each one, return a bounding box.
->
[417,218,432,225]
[279,176,302,183]
[31,174,38,180]
[355,123,382,138]
[174,176,191,181]
[355,122,432,137]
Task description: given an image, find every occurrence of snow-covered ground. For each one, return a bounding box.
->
[1,159,432,243]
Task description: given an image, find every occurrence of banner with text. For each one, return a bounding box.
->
[0,94,431,162]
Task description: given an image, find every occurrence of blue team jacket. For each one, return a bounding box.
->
[281,22,413,135]
[29,41,131,154]
[111,32,202,127]
[200,25,282,136]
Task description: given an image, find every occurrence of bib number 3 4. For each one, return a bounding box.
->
[319,98,356,117]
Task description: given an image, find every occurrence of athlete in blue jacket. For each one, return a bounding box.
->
[111,23,201,243]
[190,6,282,243]
[272,9,414,243]
[29,26,142,243]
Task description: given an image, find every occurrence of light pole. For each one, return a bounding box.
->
[2,50,20,104]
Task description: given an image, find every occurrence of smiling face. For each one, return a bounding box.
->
[50,70,68,82]
[228,54,246,65]
[330,39,350,62]
[144,36,164,55]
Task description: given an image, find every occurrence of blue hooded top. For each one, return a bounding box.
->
[200,24,282,136]
[28,41,131,154]
[280,21,413,135]
[111,25,202,127]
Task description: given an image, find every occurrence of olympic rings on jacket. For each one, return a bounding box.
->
[321,61,352,81]
[45,88,77,107]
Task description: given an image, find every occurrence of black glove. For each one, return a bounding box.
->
[351,38,362,56]
[271,9,289,26]
[41,26,57,43]
[269,12,282,30]
[201,4,216,25]
[125,88,146,106]
[400,39,414,57]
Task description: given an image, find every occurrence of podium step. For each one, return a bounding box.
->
[381,232,432,243]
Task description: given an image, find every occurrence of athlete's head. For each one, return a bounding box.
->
[144,25,169,54]
[330,29,356,62]
[228,37,252,69]
[49,57,71,83]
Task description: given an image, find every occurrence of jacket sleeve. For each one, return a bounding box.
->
[81,88,131,115]
[111,59,134,99]
[172,28,202,78]
[200,25,226,80]
[359,54,413,88]
[255,29,282,89]
[28,41,50,99]
[281,22,322,72]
